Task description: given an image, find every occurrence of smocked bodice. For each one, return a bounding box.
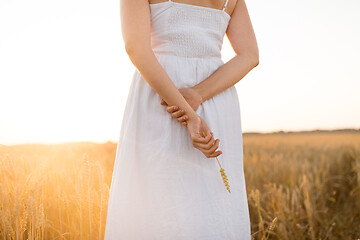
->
[149,0,230,59]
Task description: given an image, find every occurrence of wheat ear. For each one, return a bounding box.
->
[202,131,231,193]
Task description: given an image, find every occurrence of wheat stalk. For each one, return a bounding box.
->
[202,131,231,193]
[263,217,278,240]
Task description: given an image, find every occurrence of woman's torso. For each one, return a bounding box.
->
[149,0,234,59]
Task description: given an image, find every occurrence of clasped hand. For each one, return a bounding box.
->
[160,87,222,158]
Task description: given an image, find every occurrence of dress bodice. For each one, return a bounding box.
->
[149,0,231,59]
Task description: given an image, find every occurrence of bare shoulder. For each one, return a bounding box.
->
[226,0,258,56]
[225,0,239,17]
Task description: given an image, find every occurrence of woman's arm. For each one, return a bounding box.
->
[121,0,198,121]
[191,0,259,102]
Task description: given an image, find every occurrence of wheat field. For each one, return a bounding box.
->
[0,132,359,239]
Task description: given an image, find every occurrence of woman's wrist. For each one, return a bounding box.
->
[186,110,200,122]
[191,85,206,103]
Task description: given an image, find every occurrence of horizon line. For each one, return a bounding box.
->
[1,127,360,147]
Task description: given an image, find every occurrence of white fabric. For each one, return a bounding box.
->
[104,1,251,239]
[222,0,229,11]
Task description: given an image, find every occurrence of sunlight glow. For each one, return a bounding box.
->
[1,0,359,145]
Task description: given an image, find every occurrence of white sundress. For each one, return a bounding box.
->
[104,0,251,239]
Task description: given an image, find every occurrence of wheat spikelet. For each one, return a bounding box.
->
[202,131,231,193]
[263,217,278,240]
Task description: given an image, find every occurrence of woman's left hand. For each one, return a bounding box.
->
[160,87,203,126]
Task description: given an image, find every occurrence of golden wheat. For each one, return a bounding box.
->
[202,131,231,193]
[0,132,359,239]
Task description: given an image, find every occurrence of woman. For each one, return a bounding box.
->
[104,0,259,239]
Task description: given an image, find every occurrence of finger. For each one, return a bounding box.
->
[182,121,187,126]
[197,140,218,157]
[204,136,217,150]
[166,105,179,113]
[177,115,188,123]
[193,136,216,150]
[172,109,186,118]
[208,150,222,158]
[200,134,214,146]
[191,132,203,143]
[204,139,220,154]
[205,129,211,138]
[201,130,212,138]
[192,132,212,144]
[203,141,221,158]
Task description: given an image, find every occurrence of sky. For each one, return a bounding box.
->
[0,0,359,145]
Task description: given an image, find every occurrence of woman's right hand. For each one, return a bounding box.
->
[186,115,222,158]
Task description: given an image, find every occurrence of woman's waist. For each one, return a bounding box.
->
[151,54,224,88]
[151,41,223,59]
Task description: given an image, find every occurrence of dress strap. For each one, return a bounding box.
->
[168,0,172,2]
[222,0,229,11]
